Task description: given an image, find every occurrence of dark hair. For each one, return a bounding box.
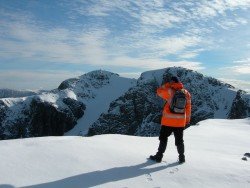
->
[171,76,179,83]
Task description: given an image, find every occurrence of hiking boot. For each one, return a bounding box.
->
[149,154,163,163]
[179,154,185,164]
[177,144,185,164]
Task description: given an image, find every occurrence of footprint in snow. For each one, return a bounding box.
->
[162,160,167,164]
[145,173,153,182]
[169,168,179,174]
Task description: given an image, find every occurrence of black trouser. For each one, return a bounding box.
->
[157,126,184,156]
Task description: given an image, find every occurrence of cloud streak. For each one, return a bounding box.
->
[0,70,83,90]
[231,58,250,74]
[219,78,250,93]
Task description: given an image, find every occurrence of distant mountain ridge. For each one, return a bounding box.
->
[0,89,45,99]
[0,67,249,140]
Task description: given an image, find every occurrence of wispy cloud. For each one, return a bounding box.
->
[219,78,250,93]
[119,72,141,79]
[109,56,204,71]
[0,70,83,90]
[0,6,205,70]
[0,12,110,64]
[216,17,248,30]
[152,35,202,56]
[231,58,250,74]
[220,58,250,75]
[178,50,204,59]
[68,0,250,58]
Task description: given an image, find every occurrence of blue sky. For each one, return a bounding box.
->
[0,0,250,91]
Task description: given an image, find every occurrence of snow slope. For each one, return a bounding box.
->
[0,118,249,188]
[65,71,136,136]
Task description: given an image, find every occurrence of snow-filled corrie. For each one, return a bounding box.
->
[0,118,249,188]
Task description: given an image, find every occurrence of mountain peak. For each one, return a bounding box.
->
[82,70,119,79]
[138,66,235,89]
[58,70,120,91]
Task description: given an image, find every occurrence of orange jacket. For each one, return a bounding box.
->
[157,82,191,127]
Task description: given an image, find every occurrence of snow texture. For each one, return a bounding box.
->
[0,118,249,188]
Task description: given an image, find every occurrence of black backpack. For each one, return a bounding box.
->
[170,89,187,114]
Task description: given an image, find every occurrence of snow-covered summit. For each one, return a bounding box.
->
[0,118,249,188]
[65,70,136,136]
[0,70,136,139]
[58,70,120,92]
[82,70,119,79]
[88,67,250,136]
[138,67,234,88]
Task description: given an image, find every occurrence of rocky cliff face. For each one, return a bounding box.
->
[88,79,162,136]
[88,67,250,136]
[228,90,250,119]
[0,95,86,139]
[29,98,85,137]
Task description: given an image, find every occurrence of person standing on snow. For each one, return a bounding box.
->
[150,76,191,163]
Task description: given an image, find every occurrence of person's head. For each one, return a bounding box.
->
[170,76,179,83]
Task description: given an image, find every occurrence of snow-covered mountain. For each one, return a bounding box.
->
[0,118,249,188]
[0,70,136,139]
[0,67,249,140]
[88,67,250,136]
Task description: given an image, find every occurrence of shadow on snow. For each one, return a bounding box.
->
[21,160,179,188]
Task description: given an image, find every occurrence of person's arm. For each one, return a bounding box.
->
[156,83,171,100]
[185,91,191,124]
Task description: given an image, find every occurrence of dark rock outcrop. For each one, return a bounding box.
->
[228,90,250,119]
[29,98,85,137]
[0,96,86,140]
[88,79,162,136]
[62,98,86,119]
[0,101,6,139]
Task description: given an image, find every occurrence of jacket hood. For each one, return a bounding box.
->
[170,82,184,90]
